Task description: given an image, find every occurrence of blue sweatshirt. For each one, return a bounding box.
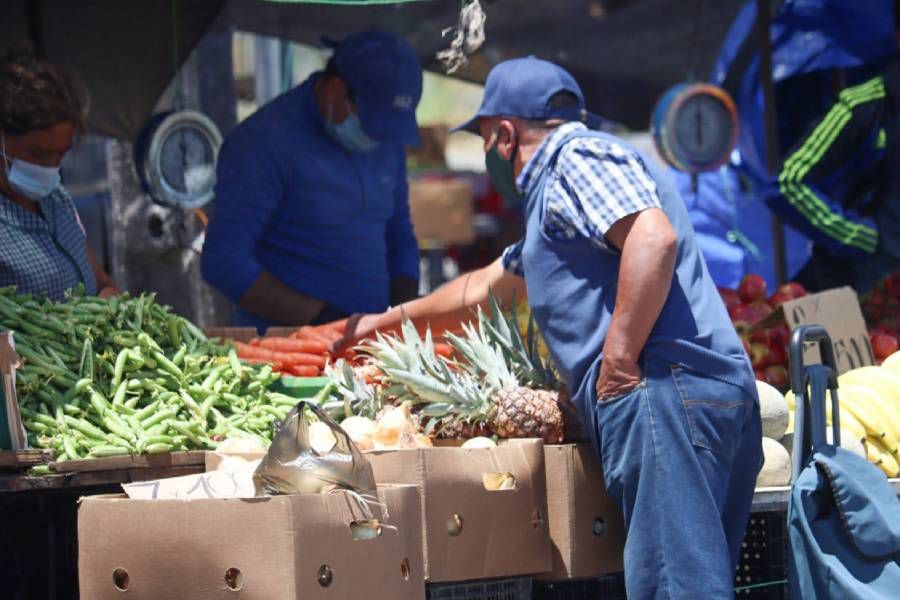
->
[201,74,419,329]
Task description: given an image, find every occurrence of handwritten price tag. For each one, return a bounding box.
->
[123,468,257,500]
[780,287,874,374]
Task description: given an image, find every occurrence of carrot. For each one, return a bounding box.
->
[293,326,335,346]
[255,337,329,354]
[234,342,327,368]
[285,364,320,377]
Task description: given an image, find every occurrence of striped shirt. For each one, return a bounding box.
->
[0,188,96,300]
[502,122,662,276]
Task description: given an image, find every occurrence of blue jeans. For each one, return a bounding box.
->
[592,359,762,599]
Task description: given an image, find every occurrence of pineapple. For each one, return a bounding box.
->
[446,296,566,444]
[363,302,569,444]
[322,360,383,420]
[361,321,496,438]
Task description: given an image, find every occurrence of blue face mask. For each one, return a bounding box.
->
[324,104,380,154]
[1,134,61,200]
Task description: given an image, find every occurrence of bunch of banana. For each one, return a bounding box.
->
[785,356,900,477]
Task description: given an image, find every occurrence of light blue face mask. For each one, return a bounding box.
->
[1,134,62,200]
[324,104,380,154]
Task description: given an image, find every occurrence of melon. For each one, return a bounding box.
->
[756,381,790,441]
[757,437,791,487]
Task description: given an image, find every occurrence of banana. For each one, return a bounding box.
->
[840,367,900,422]
[784,389,868,442]
[833,385,892,443]
[839,383,900,447]
[880,351,900,373]
[866,436,900,477]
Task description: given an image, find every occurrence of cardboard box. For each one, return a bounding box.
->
[79,484,425,599]
[755,286,873,374]
[366,438,551,582]
[537,444,625,581]
[408,177,475,245]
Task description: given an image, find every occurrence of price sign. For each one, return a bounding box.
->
[123,468,257,500]
[778,287,874,374]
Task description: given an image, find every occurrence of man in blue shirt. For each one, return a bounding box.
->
[202,31,422,330]
[341,58,762,598]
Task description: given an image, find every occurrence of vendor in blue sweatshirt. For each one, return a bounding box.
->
[201,31,422,330]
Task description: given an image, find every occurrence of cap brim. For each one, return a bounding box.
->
[358,101,421,146]
[450,115,481,135]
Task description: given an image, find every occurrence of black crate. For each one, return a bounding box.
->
[533,573,627,600]
[426,577,532,600]
[734,511,789,599]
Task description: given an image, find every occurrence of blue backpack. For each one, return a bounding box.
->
[787,326,900,599]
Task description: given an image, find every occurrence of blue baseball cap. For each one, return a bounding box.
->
[453,56,588,134]
[327,30,423,146]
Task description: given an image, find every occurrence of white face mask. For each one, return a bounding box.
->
[1,133,62,200]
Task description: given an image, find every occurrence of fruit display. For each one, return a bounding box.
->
[314,296,578,446]
[781,358,900,478]
[861,271,900,363]
[0,286,298,463]
[718,274,806,387]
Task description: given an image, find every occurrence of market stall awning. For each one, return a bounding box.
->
[0,0,745,140]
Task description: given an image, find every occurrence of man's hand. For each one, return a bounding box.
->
[595,355,642,401]
[332,313,380,354]
[595,207,677,402]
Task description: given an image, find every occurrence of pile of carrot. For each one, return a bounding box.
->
[233,320,351,377]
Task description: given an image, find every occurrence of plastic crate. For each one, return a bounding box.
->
[426,577,532,600]
[533,573,626,600]
[734,511,789,599]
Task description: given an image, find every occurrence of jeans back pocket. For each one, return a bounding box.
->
[671,365,749,460]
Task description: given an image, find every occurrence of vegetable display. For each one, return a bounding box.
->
[234,322,348,376]
[1,286,297,461]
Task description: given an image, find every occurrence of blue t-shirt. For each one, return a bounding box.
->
[201,74,419,329]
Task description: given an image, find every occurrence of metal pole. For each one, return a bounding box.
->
[756,0,788,285]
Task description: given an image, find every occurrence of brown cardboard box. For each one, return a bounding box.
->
[755,286,873,374]
[366,438,551,582]
[78,484,425,599]
[408,177,475,245]
[537,444,625,581]
[1,332,26,450]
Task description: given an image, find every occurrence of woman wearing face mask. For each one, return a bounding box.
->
[0,48,118,300]
[202,31,422,332]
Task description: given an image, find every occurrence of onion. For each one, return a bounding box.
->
[374,403,413,448]
[461,437,497,449]
[308,421,338,454]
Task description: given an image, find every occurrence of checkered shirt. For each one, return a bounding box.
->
[502,122,662,276]
[0,188,96,300]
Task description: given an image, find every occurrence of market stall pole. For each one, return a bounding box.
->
[756,0,788,285]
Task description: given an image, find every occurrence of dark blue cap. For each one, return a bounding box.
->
[453,56,587,134]
[327,30,423,146]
